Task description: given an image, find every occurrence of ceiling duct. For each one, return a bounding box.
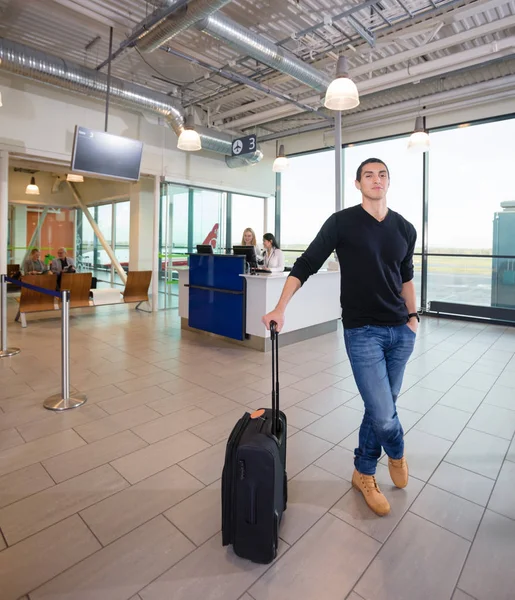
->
[0,37,262,163]
[196,14,331,93]
[136,0,234,53]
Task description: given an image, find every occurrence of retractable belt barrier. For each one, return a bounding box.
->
[1,275,87,411]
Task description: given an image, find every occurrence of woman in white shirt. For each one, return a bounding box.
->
[241,227,261,259]
[261,233,285,272]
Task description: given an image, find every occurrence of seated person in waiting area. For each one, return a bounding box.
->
[258,233,285,272]
[50,247,76,275]
[22,248,50,275]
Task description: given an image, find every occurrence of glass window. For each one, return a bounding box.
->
[95,204,112,271]
[193,189,225,251]
[427,119,515,308]
[280,149,336,266]
[231,194,265,250]
[114,201,130,268]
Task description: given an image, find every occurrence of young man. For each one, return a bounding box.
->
[262,158,418,516]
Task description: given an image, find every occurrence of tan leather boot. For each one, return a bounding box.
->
[388,456,409,488]
[352,469,391,516]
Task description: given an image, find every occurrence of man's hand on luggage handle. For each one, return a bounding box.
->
[262,310,285,333]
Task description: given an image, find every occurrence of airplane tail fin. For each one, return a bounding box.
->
[202,223,219,249]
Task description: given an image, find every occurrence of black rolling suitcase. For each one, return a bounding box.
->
[221,322,287,564]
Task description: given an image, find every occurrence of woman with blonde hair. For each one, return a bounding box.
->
[241,227,261,257]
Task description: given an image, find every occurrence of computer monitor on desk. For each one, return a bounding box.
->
[196,244,214,254]
[233,245,257,268]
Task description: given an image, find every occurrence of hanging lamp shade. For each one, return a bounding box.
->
[324,56,360,111]
[272,145,289,173]
[408,116,430,153]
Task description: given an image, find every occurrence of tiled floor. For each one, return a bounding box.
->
[1,302,515,600]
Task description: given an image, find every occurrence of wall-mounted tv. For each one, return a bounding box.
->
[70,126,143,182]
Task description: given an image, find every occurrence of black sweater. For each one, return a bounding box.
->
[289,205,417,328]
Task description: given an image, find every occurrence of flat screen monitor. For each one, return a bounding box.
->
[196,244,214,254]
[233,245,257,267]
[70,126,143,181]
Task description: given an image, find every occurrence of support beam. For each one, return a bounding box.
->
[152,177,160,312]
[67,182,127,284]
[0,150,8,276]
[334,112,342,213]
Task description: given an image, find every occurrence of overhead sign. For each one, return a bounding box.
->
[231,134,257,157]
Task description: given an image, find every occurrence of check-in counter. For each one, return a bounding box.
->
[178,258,341,351]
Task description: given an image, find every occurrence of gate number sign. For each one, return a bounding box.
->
[231,135,257,156]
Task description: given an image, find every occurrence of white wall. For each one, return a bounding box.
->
[0,72,276,197]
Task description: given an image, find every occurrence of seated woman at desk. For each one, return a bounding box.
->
[22,249,49,275]
[259,233,285,272]
[241,227,261,257]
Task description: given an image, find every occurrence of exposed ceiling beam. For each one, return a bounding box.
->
[49,0,129,29]
[210,98,279,123]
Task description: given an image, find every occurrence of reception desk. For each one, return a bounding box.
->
[179,260,341,351]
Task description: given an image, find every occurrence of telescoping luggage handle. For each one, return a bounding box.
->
[270,321,280,437]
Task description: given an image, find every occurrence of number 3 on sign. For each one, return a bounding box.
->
[249,136,256,151]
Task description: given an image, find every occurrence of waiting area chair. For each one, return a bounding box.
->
[15,274,58,328]
[122,270,152,309]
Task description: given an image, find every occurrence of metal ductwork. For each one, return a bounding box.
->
[136,0,234,54]
[0,37,262,164]
[225,149,264,168]
[196,14,332,93]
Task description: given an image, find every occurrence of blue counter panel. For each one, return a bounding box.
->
[188,254,246,341]
[189,254,245,292]
[189,287,245,340]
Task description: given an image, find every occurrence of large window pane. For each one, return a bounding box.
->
[344,138,423,307]
[95,204,112,271]
[427,119,515,308]
[114,201,130,267]
[281,149,336,266]
[231,194,264,249]
[193,189,225,251]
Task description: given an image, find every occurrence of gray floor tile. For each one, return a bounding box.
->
[410,484,484,541]
[315,445,356,483]
[280,464,351,545]
[397,407,423,432]
[80,465,204,546]
[165,480,221,546]
[356,512,470,600]
[452,589,476,600]
[488,460,515,520]
[458,371,498,393]
[438,386,486,413]
[396,385,444,414]
[304,405,363,444]
[30,516,195,600]
[446,428,510,480]
[0,515,100,600]
[459,510,515,600]
[282,406,321,429]
[0,463,54,509]
[483,384,515,411]
[0,428,25,452]
[418,371,462,393]
[250,514,380,600]
[333,376,360,395]
[507,438,515,463]
[290,372,343,395]
[414,405,471,441]
[179,441,226,485]
[140,533,289,600]
[429,461,495,507]
[287,431,333,479]
[338,428,360,453]
[296,387,356,416]
[467,404,515,440]
[380,429,452,482]
[330,464,424,542]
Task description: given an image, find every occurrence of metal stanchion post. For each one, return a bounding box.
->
[44,289,87,411]
[0,274,20,358]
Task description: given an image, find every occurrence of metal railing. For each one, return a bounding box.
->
[1,275,87,411]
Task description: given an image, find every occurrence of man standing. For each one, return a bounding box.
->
[262,158,418,516]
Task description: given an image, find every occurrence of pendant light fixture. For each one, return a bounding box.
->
[25,176,40,195]
[407,116,430,153]
[177,114,202,152]
[324,56,360,111]
[272,144,289,173]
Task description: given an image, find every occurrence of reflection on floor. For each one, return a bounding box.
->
[0,302,514,600]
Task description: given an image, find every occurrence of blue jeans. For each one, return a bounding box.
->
[344,324,416,475]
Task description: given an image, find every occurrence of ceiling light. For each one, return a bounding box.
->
[66,173,84,182]
[324,56,360,111]
[407,116,430,153]
[25,176,40,195]
[177,115,201,152]
[272,145,289,173]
